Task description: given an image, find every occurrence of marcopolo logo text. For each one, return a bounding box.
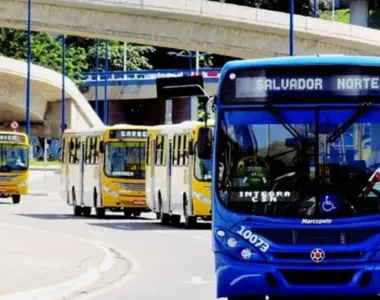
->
[301,219,332,225]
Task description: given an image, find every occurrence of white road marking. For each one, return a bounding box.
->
[181,276,213,284]
[0,223,141,299]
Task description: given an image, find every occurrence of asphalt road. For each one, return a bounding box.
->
[2,170,217,300]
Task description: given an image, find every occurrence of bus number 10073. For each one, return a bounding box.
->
[237,226,270,253]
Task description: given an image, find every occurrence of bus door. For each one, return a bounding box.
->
[151,138,157,212]
[187,134,193,208]
[79,141,86,206]
[167,139,173,213]
[64,138,70,204]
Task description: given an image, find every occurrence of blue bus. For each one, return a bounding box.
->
[197,55,380,299]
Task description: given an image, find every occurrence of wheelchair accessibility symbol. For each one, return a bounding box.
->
[321,195,338,213]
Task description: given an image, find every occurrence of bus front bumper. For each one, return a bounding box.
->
[215,253,380,298]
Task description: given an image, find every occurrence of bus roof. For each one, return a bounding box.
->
[63,126,107,135]
[148,120,214,133]
[105,124,151,130]
[0,131,27,136]
[221,55,380,74]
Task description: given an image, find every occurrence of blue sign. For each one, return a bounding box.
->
[235,75,380,98]
[320,194,338,214]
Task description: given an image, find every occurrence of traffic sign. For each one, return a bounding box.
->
[10,121,19,131]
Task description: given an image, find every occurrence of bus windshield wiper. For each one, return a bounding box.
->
[327,102,372,143]
[266,103,308,145]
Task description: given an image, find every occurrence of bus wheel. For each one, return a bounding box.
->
[183,196,197,229]
[96,208,105,218]
[72,190,82,216]
[82,207,91,217]
[159,197,170,225]
[171,215,181,226]
[133,211,141,217]
[11,195,20,204]
[123,209,132,218]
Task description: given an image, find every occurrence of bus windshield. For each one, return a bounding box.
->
[0,144,28,172]
[105,141,146,179]
[216,106,380,219]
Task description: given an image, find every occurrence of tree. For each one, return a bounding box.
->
[0,29,88,83]
[65,37,155,72]
[0,29,156,84]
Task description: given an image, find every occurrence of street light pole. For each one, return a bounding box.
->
[313,0,318,18]
[289,0,295,56]
[195,51,200,75]
[25,0,32,137]
[103,40,109,125]
[60,35,66,136]
[123,42,128,72]
[95,38,99,115]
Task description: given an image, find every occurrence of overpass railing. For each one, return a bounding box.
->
[82,68,221,82]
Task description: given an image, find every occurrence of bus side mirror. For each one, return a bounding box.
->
[197,128,212,160]
[99,141,104,153]
[188,140,194,156]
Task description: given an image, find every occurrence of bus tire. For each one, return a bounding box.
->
[158,194,170,225]
[183,194,197,229]
[123,209,132,218]
[12,195,20,204]
[96,208,105,218]
[82,207,92,217]
[72,188,82,216]
[171,215,181,226]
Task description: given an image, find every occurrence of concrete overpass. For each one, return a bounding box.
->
[1,0,380,58]
[0,56,102,138]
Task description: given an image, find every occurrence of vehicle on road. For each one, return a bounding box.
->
[200,55,380,298]
[61,124,150,218]
[0,131,29,204]
[146,121,213,228]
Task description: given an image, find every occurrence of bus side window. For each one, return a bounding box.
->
[85,137,91,164]
[69,137,76,164]
[172,135,178,166]
[75,138,81,164]
[146,136,150,165]
[177,135,183,166]
[93,137,99,164]
[182,134,188,166]
[162,135,167,165]
[61,137,66,163]
[155,135,163,165]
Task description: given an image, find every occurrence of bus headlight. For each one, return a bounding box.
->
[241,248,252,260]
[227,237,237,248]
[102,186,118,197]
[17,181,27,188]
[216,230,225,237]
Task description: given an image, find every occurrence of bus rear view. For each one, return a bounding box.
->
[208,56,380,299]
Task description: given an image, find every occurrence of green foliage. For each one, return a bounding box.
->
[0,29,88,83]
[0,29,155,84]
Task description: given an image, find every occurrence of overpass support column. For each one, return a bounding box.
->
[349,0,369,27]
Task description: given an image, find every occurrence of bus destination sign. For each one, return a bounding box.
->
[110,129,147,139]
[0,134,24,143]
[235,75,380,99]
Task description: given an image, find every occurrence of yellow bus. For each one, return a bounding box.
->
[0,131,29,204]
[146,120,214,228]
[61,124,150,218]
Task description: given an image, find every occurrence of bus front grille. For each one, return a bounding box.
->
[118,183,145,191]
[279,269,356,285]
[251,228,380,245]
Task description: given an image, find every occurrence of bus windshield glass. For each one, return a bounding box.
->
[0,144,28,172]
[217,108,380,218]
[105,141,146,179]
